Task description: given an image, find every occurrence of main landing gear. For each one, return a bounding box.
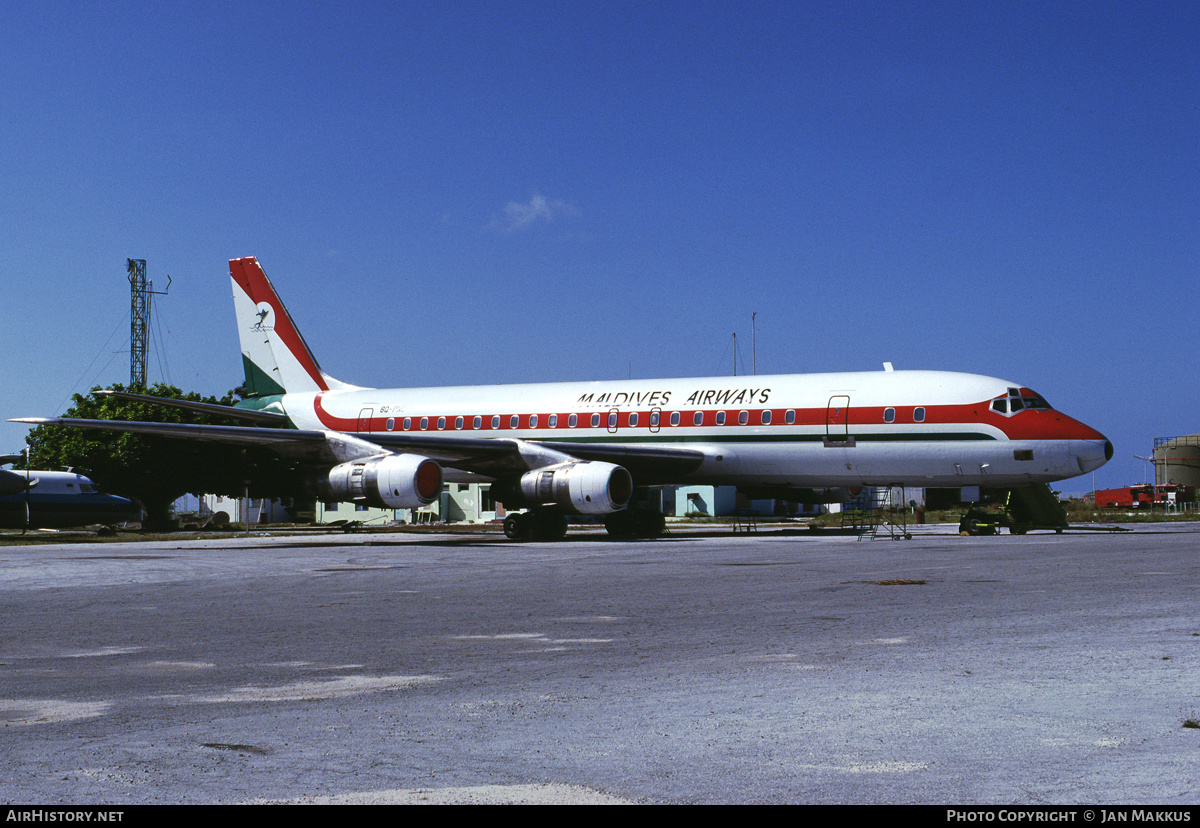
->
[603,508,666,540]
[501,508,668,541]
[503,511,569,541]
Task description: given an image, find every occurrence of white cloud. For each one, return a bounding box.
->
[490,193,579,233]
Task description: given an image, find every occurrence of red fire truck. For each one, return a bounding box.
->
[1095,484,1195,509]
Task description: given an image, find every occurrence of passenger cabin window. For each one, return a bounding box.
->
[473,416,482,429]
[608,411,618,428]
[529,414,538,428]
[568,413,578,427]
[650,411,660,427]
[403,418,411,430]
[454,416,464,429]
[628,412,638,427]
[491,415,500,429]
[716,411,726,425]
[548,414,558,428]
[884,408,895,423]
[913,407,926,423]
[591,413,601,427]
[693,411,704,426]
[420,417,429,430]
[510,415,519,429]
[738,411,748,425]
[670,411,680,426]
[761,410,772,425]
[437,417,446,430]
[785,409,795,424]
[386,418,395,431]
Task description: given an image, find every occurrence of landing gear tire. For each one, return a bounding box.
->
[533,512,568,541]
[604,509,665,540]
[503,511,569,541]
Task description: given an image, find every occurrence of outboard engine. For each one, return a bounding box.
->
[515,461,633,515]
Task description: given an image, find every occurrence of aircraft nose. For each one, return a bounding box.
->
[1074,438,1114,473]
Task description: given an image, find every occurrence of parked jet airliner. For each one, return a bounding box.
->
[12,257,1112,539]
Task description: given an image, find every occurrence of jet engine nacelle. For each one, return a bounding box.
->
[319,454,443,509]
[518,461,633,515]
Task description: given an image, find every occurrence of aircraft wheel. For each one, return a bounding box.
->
[605,510,665,539]
[636,510,666,538]
[503,513,526,540]
[507,512,568,541]
[531,512,569,541]
[604,512,633,539]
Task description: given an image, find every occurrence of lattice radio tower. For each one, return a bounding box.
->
[126,259,170,388]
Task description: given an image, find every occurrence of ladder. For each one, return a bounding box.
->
[859,486,912,541]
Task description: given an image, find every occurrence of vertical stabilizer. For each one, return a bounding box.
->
[229,257,353,396]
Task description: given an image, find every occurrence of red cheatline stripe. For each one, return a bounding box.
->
[311,395,1102,441]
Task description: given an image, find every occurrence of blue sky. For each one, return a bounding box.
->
[2,1,1196,492]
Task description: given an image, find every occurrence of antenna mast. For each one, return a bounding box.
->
[127,259,170,388]
[752,312,756,375]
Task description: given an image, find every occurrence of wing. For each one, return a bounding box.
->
[367,432,705,480]
[12,417,336,463]
[10,417,707,481]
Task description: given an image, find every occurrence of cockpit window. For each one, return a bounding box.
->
[992,389,1053,416]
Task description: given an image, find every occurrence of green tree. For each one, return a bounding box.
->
[25,383,302,529]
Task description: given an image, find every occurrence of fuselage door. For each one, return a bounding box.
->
[358,408,373,433]
[826,396,850,441]
[607,407,620,434]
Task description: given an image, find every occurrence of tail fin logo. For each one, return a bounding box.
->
[252,303,274,333]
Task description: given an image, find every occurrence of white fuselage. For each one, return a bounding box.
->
[275,369,1110,489]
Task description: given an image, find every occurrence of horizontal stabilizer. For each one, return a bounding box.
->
[94,391,289,426]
